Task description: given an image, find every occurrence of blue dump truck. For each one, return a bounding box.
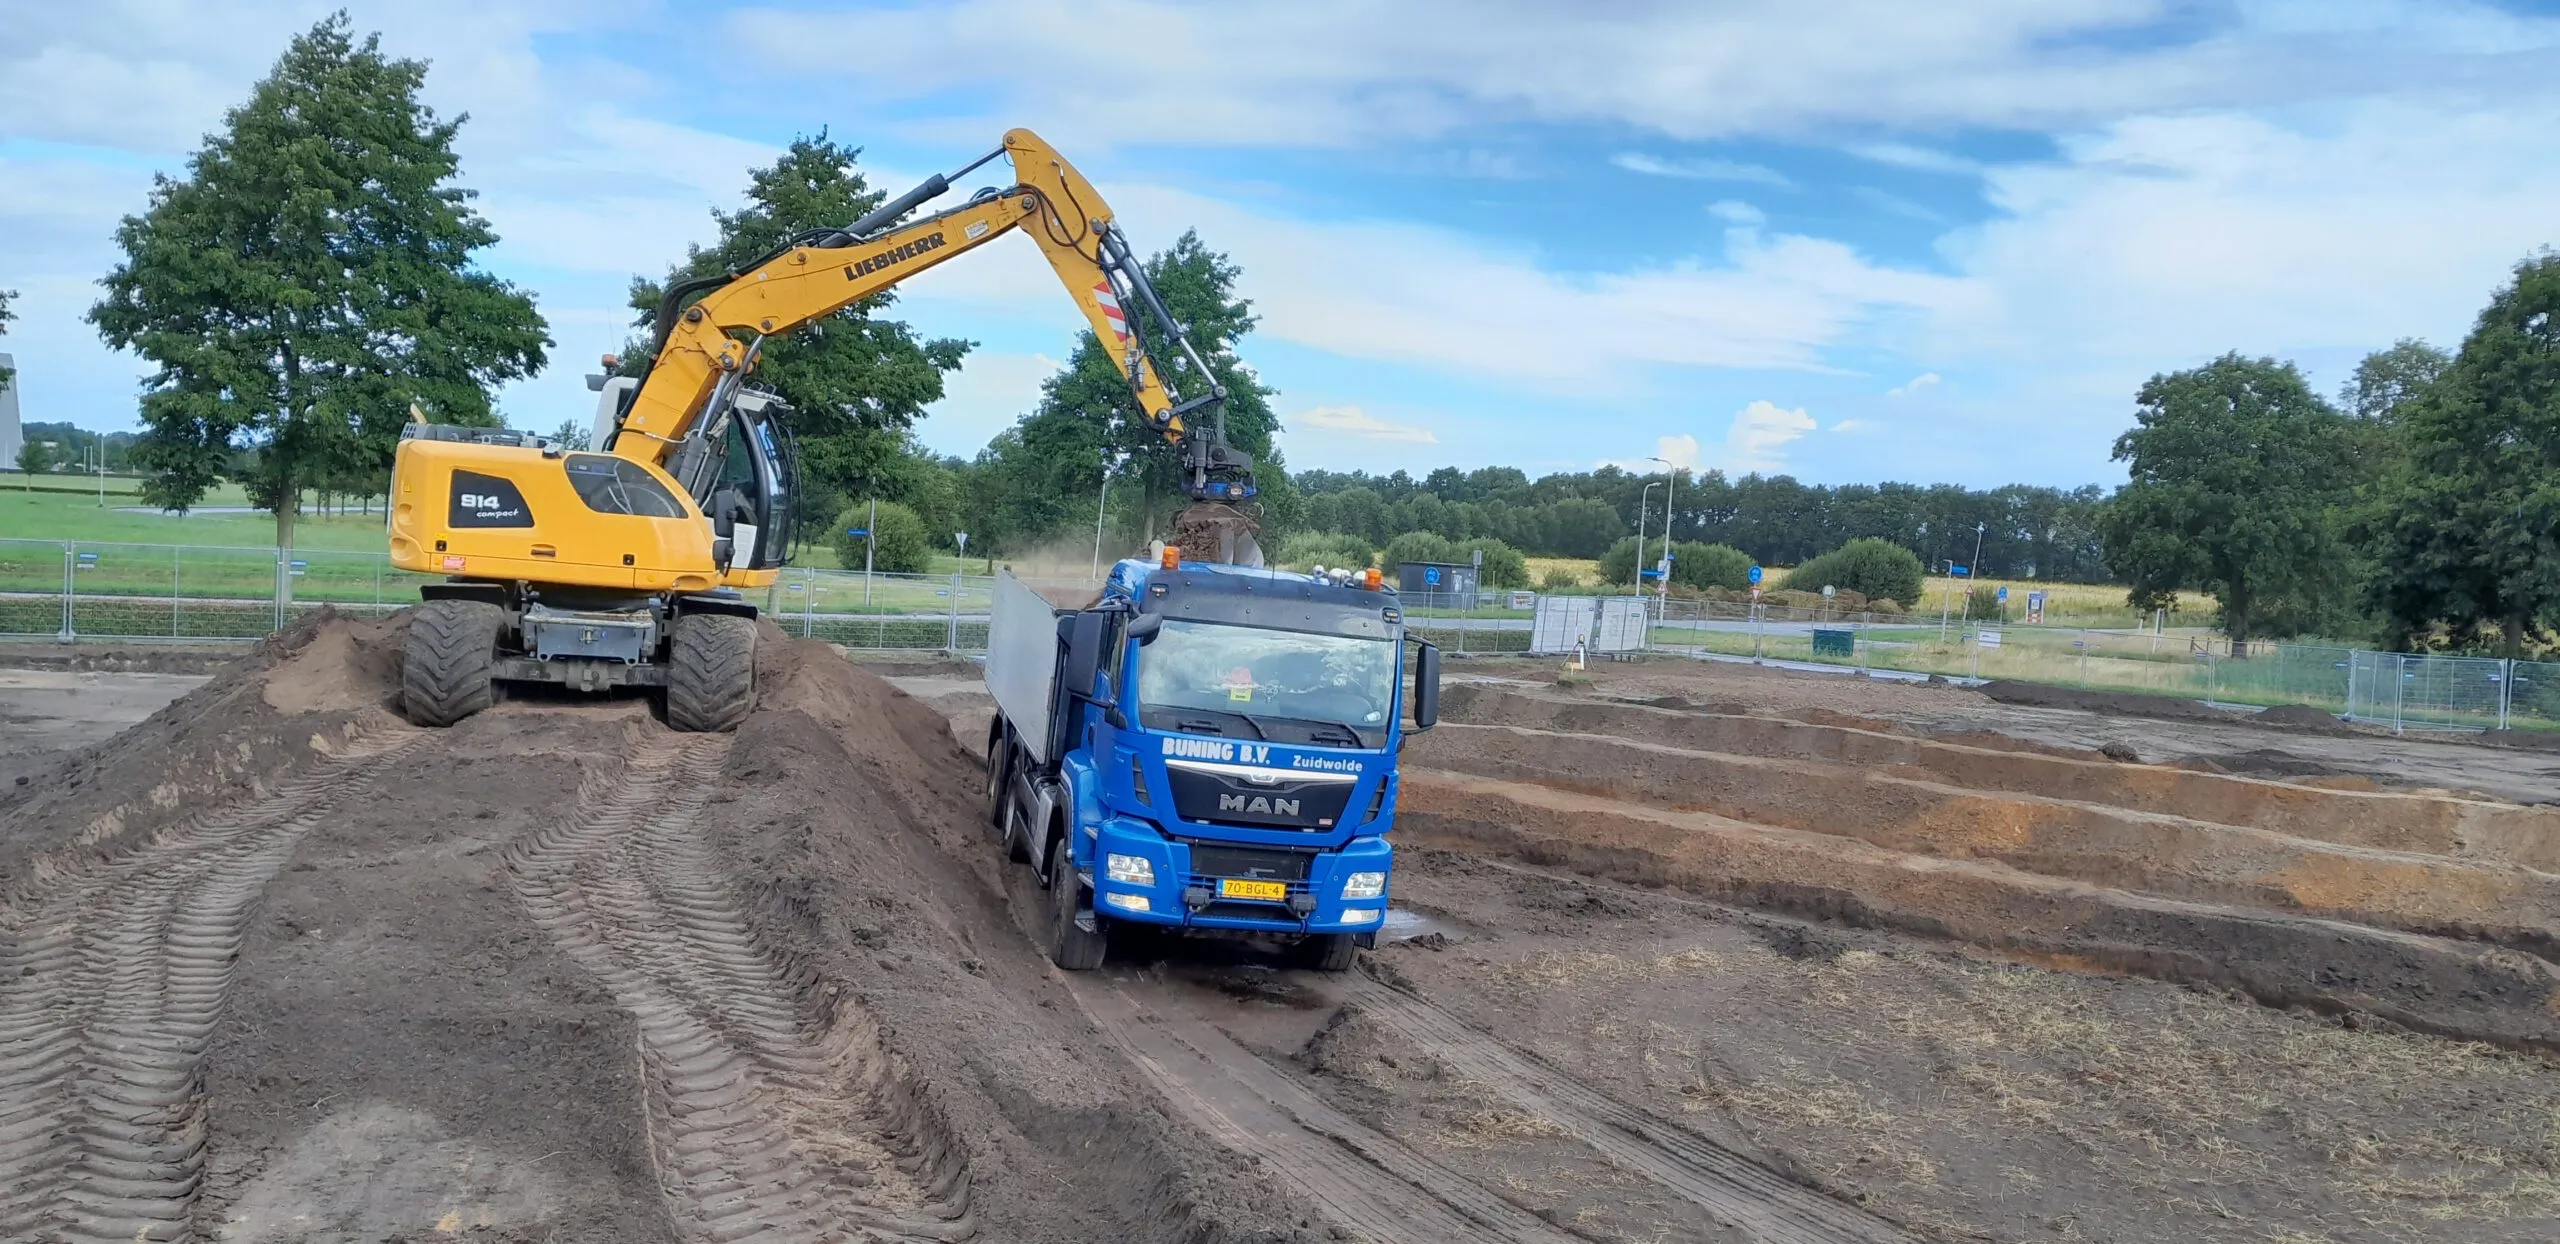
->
[982,550,1442,971]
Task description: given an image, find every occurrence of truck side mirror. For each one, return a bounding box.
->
[1411,642,1442,731]
[1061,612,1108,698]
[1128,613,1164,643]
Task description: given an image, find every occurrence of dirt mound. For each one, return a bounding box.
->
[1979,679,2245,722]
[0,608,397,897]
[2253,703,2352,732]
[696,631,1313,1241]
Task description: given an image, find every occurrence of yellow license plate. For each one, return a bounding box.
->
[1218,878,1289,901]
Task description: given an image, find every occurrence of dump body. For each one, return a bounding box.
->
[983,560,1440,964]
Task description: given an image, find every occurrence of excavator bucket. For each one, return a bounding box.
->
[1167,502,1264,568]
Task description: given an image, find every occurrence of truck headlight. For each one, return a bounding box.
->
[1105,893,1152,913]
[1341,908,1381,924]
[1106,853,1155,885]
[1342,871,1386,899]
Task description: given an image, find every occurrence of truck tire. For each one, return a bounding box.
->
[666,613,755,732]
[1296,933,1360,973]
[984,730,1011,828]
[402,599,503,727]
[1043,833,1108,971]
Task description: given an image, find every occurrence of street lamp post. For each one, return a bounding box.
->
[1634,481,1664,593]
[1091,451,1123,581]
[1647,455,1677,611]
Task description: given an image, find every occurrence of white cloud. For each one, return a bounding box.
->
[1707,200,1767,226]
[1290,405,1438,445]
[1846,143,1985,176]
[1830,418,1874,433]
[722,0,2560,148]
[1717,401,1817,473]
[1612,153,1790,187]
[1853,186,1946,223]
[1887,372,1941,397]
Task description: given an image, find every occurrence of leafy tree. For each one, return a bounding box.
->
[88,15,548,546]
[829,499,931,574]
[2097,353,2360,645]
[977,231,1281,548]
[1380,530,1460,570]
[17,438,54,477]
[2369,255,2560,655]
[1458,537,1529,589]
[1666,540,1753,591]
[630,133,968,506]
[1783,537,1925,607]
[1597,536,1649,587]
[548,419,592,451]
[2343,339,2452,423]
[1274,531,1374,571]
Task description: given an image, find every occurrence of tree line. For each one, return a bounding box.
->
[61,17,2560,657]
[2102,255,2560,653]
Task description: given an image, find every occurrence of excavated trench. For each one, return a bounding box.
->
[1415,686,2560,1049]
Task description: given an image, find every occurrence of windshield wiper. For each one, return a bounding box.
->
[1244,713,1366,746]
[1169,708,1267,740]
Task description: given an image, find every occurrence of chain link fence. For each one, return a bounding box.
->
[14,540,2560,734]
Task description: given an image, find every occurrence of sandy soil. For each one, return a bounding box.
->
[1510,656,2560,804]
[11,620,2560,1243]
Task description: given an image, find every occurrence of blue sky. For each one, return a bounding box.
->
[6,1,2559,489]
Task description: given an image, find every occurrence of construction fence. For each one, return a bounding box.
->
[7,538,2554,733]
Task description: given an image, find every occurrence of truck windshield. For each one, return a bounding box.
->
[1136,619,1396,748]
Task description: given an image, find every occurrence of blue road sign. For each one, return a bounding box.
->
[1423,566,1442,586]
[844,528,870,538]
[1997,586,2009,602]
[1949,563,1970,576]
[288,560,308,569]
[1639,568,1663,580]
[77,552,98,562]
[1746,565,1763,585]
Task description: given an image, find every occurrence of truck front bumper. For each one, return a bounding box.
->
[1089,819,1391,934]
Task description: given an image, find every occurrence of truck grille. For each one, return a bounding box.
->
[1187,844,1311,881]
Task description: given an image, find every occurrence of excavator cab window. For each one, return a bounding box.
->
[564,454,688,519]
[705,392,798,570]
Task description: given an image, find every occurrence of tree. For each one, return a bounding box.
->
[2343,339,2452,423]
[1380,530,1460,570]
[829,499,931,574]
[2369,255,2560,655]
[1274,531,1373,571]
[2097,353,2360,645]
[17,438,53,478]
[978,231,1280,548]
[548,419,591,451]
[88,15,548,546]
[1783,537,1925,607]
[1666,540,1753,591]
[630,132,967,503]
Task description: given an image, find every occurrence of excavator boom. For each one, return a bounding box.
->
[384,127,1259,735]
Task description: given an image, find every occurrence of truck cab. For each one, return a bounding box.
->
[983,552,1442,971]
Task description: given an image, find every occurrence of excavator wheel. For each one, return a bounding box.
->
[402,599,504,728]
[665,613,756,733]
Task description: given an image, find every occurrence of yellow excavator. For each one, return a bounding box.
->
[387,128,1258,730]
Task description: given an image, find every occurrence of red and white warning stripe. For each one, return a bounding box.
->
[1094,281,1130,342]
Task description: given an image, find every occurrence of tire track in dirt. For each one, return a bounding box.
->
[1064,974,1582,1244]
[1338,972,1917,1244]
[0,719,423,1244]
[509,730,973,1244]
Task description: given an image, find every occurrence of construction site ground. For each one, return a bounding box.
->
[5,624,2558,1243]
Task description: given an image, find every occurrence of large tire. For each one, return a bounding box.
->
[1296,932,1360,973]
[666,613,755,733]
[402,599,503,727]
[984,729,1011,827]
[1043,830,1108,971]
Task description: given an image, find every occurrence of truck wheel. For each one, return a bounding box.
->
[1043,834,1108,971]
[984,731,1011,827]
[667,613,755,732]
[1296,933,1360,973]
[402,599,503,727]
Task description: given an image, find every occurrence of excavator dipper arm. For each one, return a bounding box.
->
[612,128,1253,503]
